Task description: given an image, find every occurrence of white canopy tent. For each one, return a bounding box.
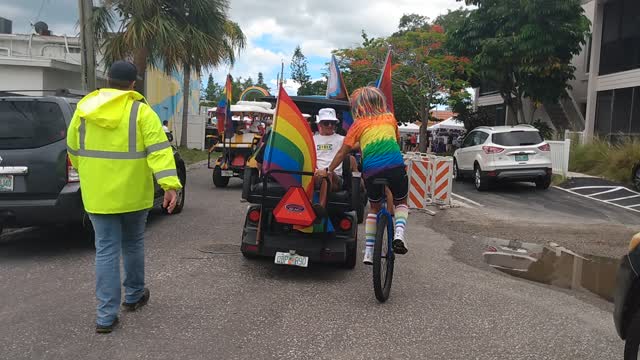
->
[428,117,465,131]
[399,123,420,134]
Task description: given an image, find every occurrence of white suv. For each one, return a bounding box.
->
[452,125,553,191]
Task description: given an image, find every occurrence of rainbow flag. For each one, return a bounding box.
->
[376,50,394,114]
[263,85,317,200]
[217,74,234,139]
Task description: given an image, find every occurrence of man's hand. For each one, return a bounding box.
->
[315,168,328,177]
[163,189,178,214]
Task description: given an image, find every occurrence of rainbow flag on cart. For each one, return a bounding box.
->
[263,85,334,233]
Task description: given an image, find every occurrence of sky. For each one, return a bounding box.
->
[3,0,469,95]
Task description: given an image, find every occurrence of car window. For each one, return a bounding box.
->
[474,132,489,145]
[0,101,67,150]
[462,132,476,147]
[492,131,544,146]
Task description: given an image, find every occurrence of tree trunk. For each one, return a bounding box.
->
[419,103,428,153]
[180,63,191,148]
[133,47,148,96]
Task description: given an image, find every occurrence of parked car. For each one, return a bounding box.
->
[0,89,186,238]
[452,125,552,191]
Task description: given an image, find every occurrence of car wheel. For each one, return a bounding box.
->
[633,163,640,192]
[453,159,463,181]
[474,165,489,191]
[535,175,551,190]
[212,166,229,188]
[343,243,357,269]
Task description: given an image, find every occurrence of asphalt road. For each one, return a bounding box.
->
[0,163,624,359]
[451,177,640,226]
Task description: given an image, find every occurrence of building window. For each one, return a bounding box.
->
[600,0,640,75]
[595,86,640,141]
[479,104,506,126]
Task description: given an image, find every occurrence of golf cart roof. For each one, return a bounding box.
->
[260,95,350,116]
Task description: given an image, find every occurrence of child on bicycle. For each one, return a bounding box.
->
[314,86,409,265]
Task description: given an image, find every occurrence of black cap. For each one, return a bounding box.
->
[108,60,140,82]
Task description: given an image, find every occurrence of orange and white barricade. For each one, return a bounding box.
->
[432,157,453,206]
[407,158,429,210]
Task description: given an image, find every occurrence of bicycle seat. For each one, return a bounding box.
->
[372,178,390,186]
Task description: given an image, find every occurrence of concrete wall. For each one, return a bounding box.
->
[0,66,43,94]
[42,68,107,92]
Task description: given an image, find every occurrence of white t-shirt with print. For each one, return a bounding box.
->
[313,133,344,176]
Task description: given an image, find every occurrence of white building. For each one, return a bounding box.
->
[474,0,640,142]
[0,29,108,95]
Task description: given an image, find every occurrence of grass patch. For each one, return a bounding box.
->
[177,147,218,166]
[551,174,565,186]
[569,138,640,184]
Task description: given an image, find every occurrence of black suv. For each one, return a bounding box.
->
[0,89,186,236]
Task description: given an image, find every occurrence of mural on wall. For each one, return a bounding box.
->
[145,65,201,132]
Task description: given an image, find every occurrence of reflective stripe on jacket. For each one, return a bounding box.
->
[67,88,182,214]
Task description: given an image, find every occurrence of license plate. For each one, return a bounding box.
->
[274,252,309,267]
[221,170,234,177]
[515,155,528,162]
[0,175,14,191]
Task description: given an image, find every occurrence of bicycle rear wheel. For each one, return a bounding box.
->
[373,214,395,302]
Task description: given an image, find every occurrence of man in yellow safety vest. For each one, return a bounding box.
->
[67,60,182,333]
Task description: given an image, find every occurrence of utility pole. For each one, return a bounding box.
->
[78,0,96,92]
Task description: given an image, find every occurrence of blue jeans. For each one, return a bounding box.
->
[88,210,149,326]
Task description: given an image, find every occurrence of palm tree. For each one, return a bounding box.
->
[173,1,246,147]
[92,0,245,148]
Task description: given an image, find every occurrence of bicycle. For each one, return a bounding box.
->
[371,178,396,303]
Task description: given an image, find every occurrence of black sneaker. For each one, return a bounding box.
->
[122,288,150,312]
[392,239,409,255]
[96,317,119,334]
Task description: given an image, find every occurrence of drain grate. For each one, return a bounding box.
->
[197,244,241,255]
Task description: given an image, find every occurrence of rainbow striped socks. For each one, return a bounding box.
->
[393,204,409,253]
[364,213,377,263]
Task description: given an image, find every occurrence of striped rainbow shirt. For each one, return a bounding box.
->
[343,114,404,178]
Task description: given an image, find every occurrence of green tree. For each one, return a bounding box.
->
[290,45,311,92]
[450,0,590,125]
[433,7,470,34]
[204,73,222,101]
[298,79,328,96]
[336,15,473,152]
[93,0,246,147]
[255,72,271,93]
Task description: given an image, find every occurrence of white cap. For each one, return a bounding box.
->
[316,108,339,123]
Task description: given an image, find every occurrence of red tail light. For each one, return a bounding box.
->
[482,146,504,154]
[66,155,79,183]
[339,218,352,231]
[243,244,258,253]
[486,246,498,252]
[538,143,551,151]
[248,209,261,223]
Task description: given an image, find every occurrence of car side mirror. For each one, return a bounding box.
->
[166,132,174,142]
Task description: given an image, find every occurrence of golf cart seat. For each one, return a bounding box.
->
[246,157,359,213]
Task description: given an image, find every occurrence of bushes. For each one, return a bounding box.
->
[570,138,640,184]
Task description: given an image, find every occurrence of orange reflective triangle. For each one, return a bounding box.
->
[273,186,316,227]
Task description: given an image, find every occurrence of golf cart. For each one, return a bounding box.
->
[208,101,273,187]
[240,159,362,269]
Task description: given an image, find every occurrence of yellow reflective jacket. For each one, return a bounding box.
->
[67,88,182,214]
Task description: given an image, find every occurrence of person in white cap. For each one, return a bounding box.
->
[313,108,345,192]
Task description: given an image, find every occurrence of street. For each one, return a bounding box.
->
[0,163,628,360]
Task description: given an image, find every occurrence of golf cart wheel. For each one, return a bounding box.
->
[213,166,229,188]
[343,240,357,269]
[242,168,259,200]
[624,310,640,359]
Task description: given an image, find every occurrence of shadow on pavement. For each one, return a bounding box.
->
[239,256,352,283]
